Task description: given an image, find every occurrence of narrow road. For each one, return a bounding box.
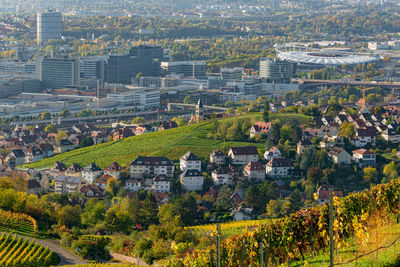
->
[1,232,87,266]
[30,238,88,266]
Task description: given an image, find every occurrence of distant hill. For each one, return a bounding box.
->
[23,113,311,170]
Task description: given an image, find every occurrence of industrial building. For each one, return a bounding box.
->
[36,56,80,89]
[37,10,62,45]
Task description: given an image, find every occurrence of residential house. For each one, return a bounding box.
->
[130,156,174,178]
[316,186,343,205]
[211,167,231,185]
[352,149,376,168]
[249,122,272,138]
[180,151,202,171]
[334,115,348,125]
[55,139,74,153]
[104,162,124,179]
[228,146,259,165]
[264,147,281,161]
[327,147,351,165]
[82,163,103,184]
[39,143,55,158]
[382,128,400,143]
[322,116,334,126]
[124,179,142,192]
[27,179,41,195]
[230,189,245,206]
[297,139,313,155]
[49,161,67,176]
[80,185,105,198]
[7,149,25,167]
[158,121,178,131]
[113,128,134,141]
[265,158,295,178]
[65,163,82,177]
[209,149,226,165]
[180,169,204,191]
[54,175,82,194]
[96,174,114,190]
[134,124,152,135]
[91,131,107,144]
[243,161,265,181]
[24,146,43,163]
[350,128,377,147]
[152,174,171,193]
[231,206,255,221]
[320,125,338,138]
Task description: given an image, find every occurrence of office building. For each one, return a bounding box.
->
[106,86,160,110]
[37,10,62,45]
[259,58,296,84]
[36,57,80,89]
[161,61,207,78]
[0,77,40,98]
[107,45,164,84]
[221,67,243,81]
[80,57,106,80]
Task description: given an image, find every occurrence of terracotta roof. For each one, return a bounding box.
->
[353,149,375,155]
[245,161,265,171]
[97,174,114,184]
[252,122,272,133]
[104,162,124,172]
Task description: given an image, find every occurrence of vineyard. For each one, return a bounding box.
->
[23,113,310,170]
[0,209,37,236]
[186,219,273,236]
[165,179,400,266]
[0,232,58,266]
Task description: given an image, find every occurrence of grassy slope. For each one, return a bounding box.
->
[24,113,310,170]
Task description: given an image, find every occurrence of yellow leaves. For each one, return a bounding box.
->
[313,193,318,201]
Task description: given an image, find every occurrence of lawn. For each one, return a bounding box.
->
[23,113,311,170]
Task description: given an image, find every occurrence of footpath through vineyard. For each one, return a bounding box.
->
[0,232,87,265]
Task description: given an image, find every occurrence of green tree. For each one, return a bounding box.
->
[107,177,120,196]
[79,137,94,147]
[41,111,51,120]
[338,122,355,138]
[55,131,68,143]
[215,186,232,211]
[171,117,187,127]
[56,205,81,228]
[132,117,146,124]
[81,199,107,227]
[383,161,399,181]
[141,191,159,227]
[60,109,71,118]
[183,96,193,104]
[266,199,282,218]
[44,124,57,133]
[171,194,197,226]
[363,167,379,183]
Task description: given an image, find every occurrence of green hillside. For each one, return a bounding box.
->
[23,113,311,170]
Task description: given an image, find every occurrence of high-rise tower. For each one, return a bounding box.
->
[37,10,62,45]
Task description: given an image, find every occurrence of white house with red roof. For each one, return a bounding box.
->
[104,162,124,179]
[249,122,272,138]
[243,161,265,181]
[264,147,281,161]
[352,149,376,168]
[228,146,259,165]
